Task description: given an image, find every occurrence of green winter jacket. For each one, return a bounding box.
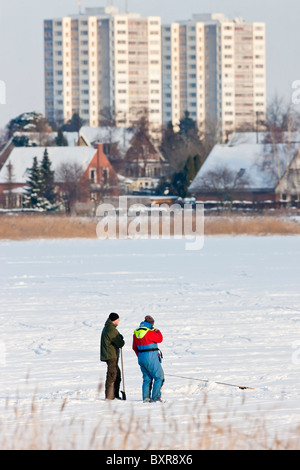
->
[100,318,125,362]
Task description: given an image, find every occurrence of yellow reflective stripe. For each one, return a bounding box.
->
[134,327,151,339]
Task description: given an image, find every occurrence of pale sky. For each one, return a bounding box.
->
[0,0,299,129]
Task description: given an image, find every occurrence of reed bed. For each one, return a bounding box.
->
[0,214,97,240]
[1,385,299,450]
[204,214,300,236]
[0,212,300,240]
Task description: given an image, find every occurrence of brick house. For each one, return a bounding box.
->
[188,139,300,207]
[0,144,119,209]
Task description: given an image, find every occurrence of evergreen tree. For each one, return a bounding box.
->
[193,154,202,174]
[24,157,43,208]
[61,112,83,132]
[156,153,203,198]
[40,148,56,207]
[184,156,196,188]
[55,129,68,146]
[179,111,196,137]
[24,151,57,210]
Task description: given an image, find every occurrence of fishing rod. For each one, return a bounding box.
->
[165,373,255,390]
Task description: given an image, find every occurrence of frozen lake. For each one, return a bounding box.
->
[1,236,300,449]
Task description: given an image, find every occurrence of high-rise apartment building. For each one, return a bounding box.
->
[44,7,162,131]
[162,14,266,141]
[44,9,266,142]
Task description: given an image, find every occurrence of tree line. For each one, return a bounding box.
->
[2,95,300,205]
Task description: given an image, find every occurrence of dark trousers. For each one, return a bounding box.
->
[105,358,121,400]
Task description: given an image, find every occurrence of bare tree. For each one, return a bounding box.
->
[56,162,89,213]
[262,95,300,199]
[196,165,251,202]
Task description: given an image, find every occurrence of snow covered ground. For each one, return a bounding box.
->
[1,235,300,449]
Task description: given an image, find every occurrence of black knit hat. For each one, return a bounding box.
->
[109,312,119,321]
[145,315,154,324]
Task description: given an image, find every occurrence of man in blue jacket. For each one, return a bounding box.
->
[132,315,164,402]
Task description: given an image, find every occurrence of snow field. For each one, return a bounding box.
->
[0,236,300,449]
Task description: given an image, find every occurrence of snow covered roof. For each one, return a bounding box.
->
[228,131,300,146]
[6,126,137,153]
[80,126,136,154]
[10,131,80,148]
[0,147,97,184]
[189,142,300,194]
[227,132,267,145]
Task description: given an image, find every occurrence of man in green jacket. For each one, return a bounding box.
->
[100,312,125,400]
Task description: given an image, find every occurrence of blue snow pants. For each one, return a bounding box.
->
[138,350,164,401]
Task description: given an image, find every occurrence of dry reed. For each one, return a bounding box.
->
[0,212,300,240]
[1,383,299,450]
